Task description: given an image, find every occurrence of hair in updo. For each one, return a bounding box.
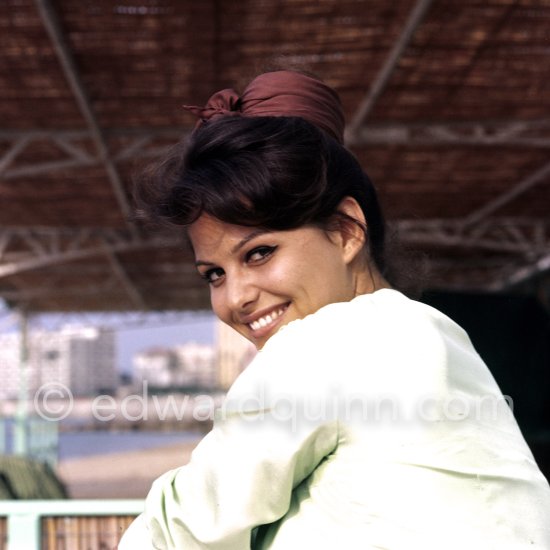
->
[136,115,388,279]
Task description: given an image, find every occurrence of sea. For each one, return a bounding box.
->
[58,430,202,460]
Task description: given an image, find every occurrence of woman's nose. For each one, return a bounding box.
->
[226,273,258,312]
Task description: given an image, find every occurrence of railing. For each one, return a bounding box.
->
[0,417,58,468]
[0,499,143,550]
[26,419,59,468]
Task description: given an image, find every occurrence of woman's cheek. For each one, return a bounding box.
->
[210,291,226,321]
[265,262,293,289]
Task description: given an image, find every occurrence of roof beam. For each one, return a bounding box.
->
[0,128,184,140]
[2,119,549,177]
[395,218,550,255]
[0,233,10,261]
[0,137,31,175]
[0,224,546,297]
[0,285,209,312]
[3,157,99,179]
[0,230,182,279]
[52,135,95,162]
[34,0,138,234]
[0,282,119,302]
[489,252,550,291]
[462,159,550,227]
[101,241,148,310]
[1,218,547,282]
[353,120,550,147]
[346,0,434,142]
[0,129,182,179]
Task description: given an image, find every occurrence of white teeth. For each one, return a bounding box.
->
[249,307,286,331]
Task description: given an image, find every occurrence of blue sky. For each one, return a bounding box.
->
[0,303,216,375]
[116,314,215,374]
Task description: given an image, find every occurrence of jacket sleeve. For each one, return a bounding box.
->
[118,513,152,549]
[141,338,340,550]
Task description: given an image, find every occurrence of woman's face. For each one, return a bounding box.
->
[188,215,359,349]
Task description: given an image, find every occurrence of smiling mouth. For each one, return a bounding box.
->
[248,305,289,331]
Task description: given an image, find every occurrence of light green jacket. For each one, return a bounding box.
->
[120,289,550,549]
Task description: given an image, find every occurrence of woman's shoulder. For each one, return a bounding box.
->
[251,288,481,390]
[266,288,467,349]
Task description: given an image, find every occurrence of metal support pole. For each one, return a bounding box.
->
[13,308,29,456]
[7,513,41,550]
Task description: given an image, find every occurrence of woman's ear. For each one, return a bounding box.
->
[334,196,367,265]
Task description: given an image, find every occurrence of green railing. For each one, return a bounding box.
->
[0,499,143,550]
[0,417,58,468]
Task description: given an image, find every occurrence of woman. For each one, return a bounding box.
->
[120,70,550,549]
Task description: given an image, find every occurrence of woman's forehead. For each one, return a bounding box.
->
[188,215,265,256]
[189,215,251,241]
[188,215,322,259]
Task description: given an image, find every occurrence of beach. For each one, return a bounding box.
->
[57,439,200,499]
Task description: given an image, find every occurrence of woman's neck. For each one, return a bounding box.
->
[354,264,392,297]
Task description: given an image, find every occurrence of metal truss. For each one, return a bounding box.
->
[463,159,550,225]
[352,119,550,148]
[395,218,550,290]
[418,257,547,292]
[0,226,190,310]
[0,307,214,335]
[34,0,137,234]
[28,309,215,333]
[1,0,547,301]
[343,0,550,150]
[0,280,120,302]
[395,217,550,256]
[489,252,550,291]
[28,0,154,309]
[0,128,184,180]
[1,219,547,290]
[2,119,550,182]
[346,0,435,139]
[0,227,183,279]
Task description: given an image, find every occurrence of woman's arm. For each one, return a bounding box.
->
[118,513,152,549]
[121,325,340,550]
[119,302,355,549]
[142,405,338,549]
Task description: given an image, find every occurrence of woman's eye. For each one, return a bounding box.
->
[201,268,225,285]
[246,246,277,263]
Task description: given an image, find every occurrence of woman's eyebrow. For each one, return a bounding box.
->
[194,260,214,268]
[194,229,272,267]
[230,229,271,254]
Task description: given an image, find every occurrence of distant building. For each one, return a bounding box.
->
[133,347,180,388]
[0,326,117,400]
[57,326,117,395]
[215,320,256,390]
[175,342,217,389]
[0,332,25,401]
[133,325,257,392]
[134,342,216,390]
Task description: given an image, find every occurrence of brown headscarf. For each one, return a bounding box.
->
[184,70,345,144]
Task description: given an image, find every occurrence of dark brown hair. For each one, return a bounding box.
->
[135,115,389,279]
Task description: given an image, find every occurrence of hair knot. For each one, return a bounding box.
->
[184,71,345,143]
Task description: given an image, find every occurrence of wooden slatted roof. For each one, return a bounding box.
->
[1,0,549,312]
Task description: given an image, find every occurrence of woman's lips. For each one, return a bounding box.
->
[247,304,289,338]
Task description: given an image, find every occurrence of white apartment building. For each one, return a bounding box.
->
[215,320,256,390]
[0,326,117,400]
[175,342,217,389]
[133,347,180,388]
[134,342,217,390]
[132,321,259,392]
